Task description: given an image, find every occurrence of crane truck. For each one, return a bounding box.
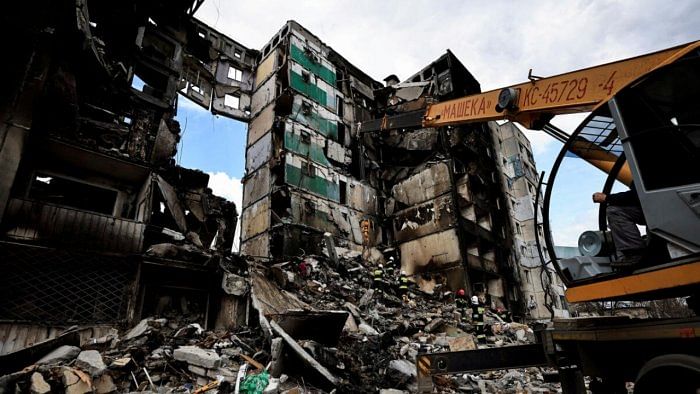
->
[398,41,700,393]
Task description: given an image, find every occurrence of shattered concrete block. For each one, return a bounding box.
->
[196,377,209,387]
[207,367,237,382]
[447,334,477,352]
[123,318,152,340]
[93,374,117,394]
[29,372,51,394]
[380,390,408,394]
[358,322,379,336]
[61,367,91,394]
[424,318,444,333]
[359,289,374,307]
[174,346,221,369]
[188,365,207,377]
[76,350,107,376]
[37,345,81,365]
[269,337,284,378]
[388,359,417,381]
[343,314,358,333]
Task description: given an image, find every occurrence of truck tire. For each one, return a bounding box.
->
[634,354,700,394]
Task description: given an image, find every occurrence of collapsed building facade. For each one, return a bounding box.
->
[491,122,569,320]
[235,22,565,317]
[0,1,246,343]
[0,0,566,359]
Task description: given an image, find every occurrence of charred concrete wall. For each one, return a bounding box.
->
[362,51,522,312]
[491,122,569,320]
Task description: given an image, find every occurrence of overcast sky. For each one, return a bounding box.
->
[176,0,700,249]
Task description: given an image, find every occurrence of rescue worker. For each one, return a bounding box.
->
[385,257,396,281]
[471,295,486,344]
[398,270,409,301]
[372,264,385,294]
[455,289,469,325]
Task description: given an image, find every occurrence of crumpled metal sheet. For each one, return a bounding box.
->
[155,175,188,232]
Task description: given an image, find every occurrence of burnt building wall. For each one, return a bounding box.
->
[367,51,520,310]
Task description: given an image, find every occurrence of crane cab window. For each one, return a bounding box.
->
[615,57,700,190]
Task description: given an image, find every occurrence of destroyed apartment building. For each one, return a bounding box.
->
[0,1,568,392]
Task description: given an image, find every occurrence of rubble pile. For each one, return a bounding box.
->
[0,253,559,393]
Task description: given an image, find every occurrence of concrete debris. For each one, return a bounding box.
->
[61,367,92,394]
[0,252,558,394]
[93,374,117,394]
[173,346,222,369]
[29,372,51,394]
[36,345,81,365]
[75,350,106,377]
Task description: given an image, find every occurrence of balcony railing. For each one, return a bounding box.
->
[2,198,145,254]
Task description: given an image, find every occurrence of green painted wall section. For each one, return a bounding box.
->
[290,44,336,85]
[290,71,329,107]
[284,131,330,166]
[285,163,340,201]
[290,102,338,140]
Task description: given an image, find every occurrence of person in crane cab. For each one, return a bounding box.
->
[592,183,646,268]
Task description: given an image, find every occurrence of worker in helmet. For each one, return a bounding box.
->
[372,264,385,295]
[398,270,409,301]
[385,256,396,281]
[455,289,469,325]
[471,295,486,344]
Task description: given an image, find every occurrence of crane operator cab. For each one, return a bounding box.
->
[550,48,700,289]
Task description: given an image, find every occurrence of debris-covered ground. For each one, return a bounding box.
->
[0,252,561,393]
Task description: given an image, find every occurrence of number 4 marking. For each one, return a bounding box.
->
[602,71,617,95]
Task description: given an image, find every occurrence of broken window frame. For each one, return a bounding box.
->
[224,94,240,109]
[227,66,243,82]
[26,171,121,216]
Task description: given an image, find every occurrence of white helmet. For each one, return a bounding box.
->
[389,256,395,261]
[471,296,479,304]
[379,264,383,268]
[400,271,407,275]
